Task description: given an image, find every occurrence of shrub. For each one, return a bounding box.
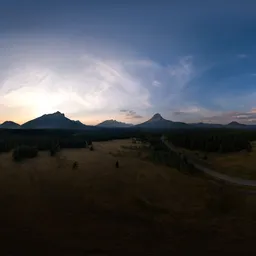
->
[49,142,60,157]
[50,148,56,156]
[247,142,252,152]
[12,145,38,162]
[72,161,78,169]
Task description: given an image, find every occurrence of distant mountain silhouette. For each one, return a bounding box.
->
[1,111,256,130]
[191,121,256,129]
[0,121,20,129]
[97,119,133,128]
[191,122,223,128]
[21,111,87,129]
[227,121,247,128]
[136,113,188,129]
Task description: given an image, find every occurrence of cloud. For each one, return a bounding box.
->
[170,105,221,122]
[237,54,248,59]
[172,106,202,116]
[120,109,143,119]
[170,105,256,124]
[213,91,256,112]
[203,111,256,124]
[0,34,205,124]
[168,56,194,88]
[126,59,160,69]
[0,35,158,122]
[200,109,256,124]
[152,80,161,87]
[0,34,213,125]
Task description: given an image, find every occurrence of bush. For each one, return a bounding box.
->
[49,142,60,157]
[247,142,252,152]
[12,145,38,162]
[50,148,56,156]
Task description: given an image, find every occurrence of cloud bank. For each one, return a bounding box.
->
[0,34,255,125]
[0,34,199,124]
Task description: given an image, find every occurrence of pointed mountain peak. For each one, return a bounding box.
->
[150,113,164,121]
[41,111,65,118]
[21,111,87,129]
[0,121,20,129]
[227,121,246,126]
[153,113,162,118]
[52,111,65,117]
[2,121,17,125]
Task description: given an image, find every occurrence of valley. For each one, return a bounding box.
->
[0,138,256,255]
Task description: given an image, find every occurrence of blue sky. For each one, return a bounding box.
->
[0,0,256,124]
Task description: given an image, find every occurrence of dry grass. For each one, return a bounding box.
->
[0,139,256,255]
[179,143,256,180]
[206,145,256,180]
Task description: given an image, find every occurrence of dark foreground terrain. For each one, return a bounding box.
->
[0,128,256,255]
[0,138,256,255]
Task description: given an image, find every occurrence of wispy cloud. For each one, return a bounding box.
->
[168,56,194,88]
[152,80,161,87]
[0,35,157,122]
[170,105,221,122]
[3,34,249,125]
[237,54,248,59]
[172,106,202,116]
[213,91,256,112]
[120,109,143,119]
[0,35,203,123]
[170,105,256,124]
[202,110,256,124]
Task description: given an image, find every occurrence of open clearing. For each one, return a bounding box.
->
[179,142,256,180]
[201,144,256,180]
[0,139,256,255]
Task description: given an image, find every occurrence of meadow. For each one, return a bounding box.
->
[206,145,256,180]
[0,139,256,255]
[182,142,256,180]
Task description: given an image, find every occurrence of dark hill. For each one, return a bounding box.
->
[21,111,87,129]
[0,121,20,129]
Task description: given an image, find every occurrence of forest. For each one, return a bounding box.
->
[0,127,149,153]
[165,128,256,153]
[0,127,256,155]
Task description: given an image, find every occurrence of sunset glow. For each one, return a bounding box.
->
[0,1,256,125]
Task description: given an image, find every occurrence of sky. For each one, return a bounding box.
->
[0,0,256,125]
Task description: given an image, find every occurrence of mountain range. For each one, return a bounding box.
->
[136,113,188,129]
[21,111,87,129]
[0,111,256,130]
[97,119,133,128]
[0,121,21,129]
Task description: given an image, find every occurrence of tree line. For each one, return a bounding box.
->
[165,128,256,153]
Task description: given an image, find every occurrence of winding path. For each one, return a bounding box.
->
[161,136,256,187]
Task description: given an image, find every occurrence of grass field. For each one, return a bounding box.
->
[204,143,256,180]
[179,142,256,180]
[0,139,256,255]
